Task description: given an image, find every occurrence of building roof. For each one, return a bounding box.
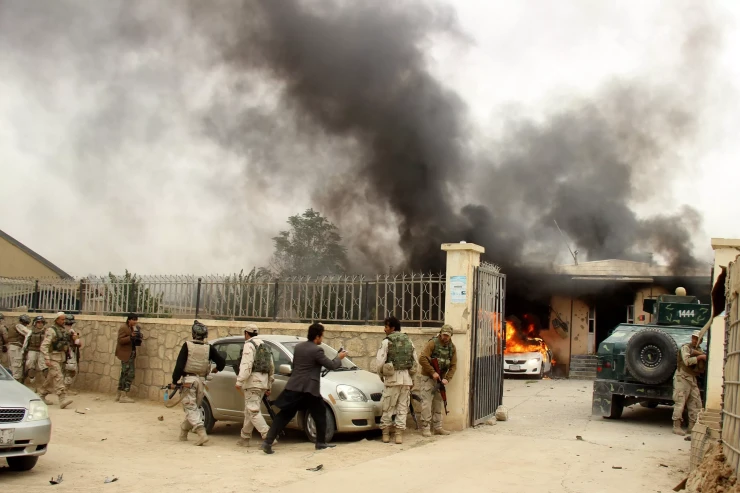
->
[552,259,710,281]
[0,229,72,279]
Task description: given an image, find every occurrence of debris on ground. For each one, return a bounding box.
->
[104,476,118,483]
[660,464,669,468]
[306,465,323,472]
[685,436,692,441]
[674,478,688,491]
[101,438,107,441]
[684,444,739,493]
[484,418,497,426]
[576,435,583,441]
[495,405,509,421]
[157,416,164,421]
[49,474,63,485]
[612,466,623,470]
[75,410,85,415]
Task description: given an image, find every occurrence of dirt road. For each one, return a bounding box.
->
[1,379,689,492]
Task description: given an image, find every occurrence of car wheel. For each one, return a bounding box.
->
[604,394,625,419]
[200,398,216,434]
[537,363,544,379]
[304,404,336,443]
[6,456,39,471]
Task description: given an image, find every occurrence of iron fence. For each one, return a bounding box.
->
[0,273,446,324]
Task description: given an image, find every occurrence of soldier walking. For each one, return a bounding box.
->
[4,314,31,382]
[63,314,83,395]
[39,312,74,409]
[672,330,706,436]
[375,316,417,444]
[235,324,274,447]
[24,316,47,389]
[115,313,140,403]
[418,325,457,437]
[170,321,225,446]
[0,313,8,369]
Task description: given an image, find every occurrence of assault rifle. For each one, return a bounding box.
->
[428,357,449,415]
[262,394,285,437]
[409,394,423,429]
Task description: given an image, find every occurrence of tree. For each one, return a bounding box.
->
[105,270,165,315]
[269,209,348,277]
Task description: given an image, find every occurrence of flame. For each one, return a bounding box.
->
[505,320,553,362]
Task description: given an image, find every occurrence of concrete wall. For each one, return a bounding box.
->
[543,296,589,370]
[0,236,63,278]
[1,312,443,402]
[706,238,740,410]
[633,285,669,324]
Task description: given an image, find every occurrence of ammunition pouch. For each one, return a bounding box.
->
[382,363,395,378]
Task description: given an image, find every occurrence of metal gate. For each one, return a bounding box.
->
[470,262,506,426]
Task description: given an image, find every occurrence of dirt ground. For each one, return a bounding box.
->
[1,378,692,493]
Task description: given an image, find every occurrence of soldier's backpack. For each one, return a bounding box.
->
[249,340,273,374]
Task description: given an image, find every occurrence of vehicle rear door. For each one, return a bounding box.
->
[210,341,245,418]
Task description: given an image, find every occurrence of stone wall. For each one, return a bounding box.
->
[0,312,444,401]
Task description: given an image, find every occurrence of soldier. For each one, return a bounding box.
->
[0,313,8,369]
[24,316,47,389]
[63,314,83,395]
[418,324,457,437]
[3,314,31,381]
[375,315,417,444]
[170,321,225,446]
[235,324,275,447]
[115,313,140,403]
[672,330,706,436]
[39,312,74,409]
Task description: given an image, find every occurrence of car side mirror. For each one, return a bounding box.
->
[278,364,292,376]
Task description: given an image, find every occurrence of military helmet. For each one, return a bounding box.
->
[65,314,75,325]
[192,320,208,340]
[19,314,31,324]
[33,315,46,324]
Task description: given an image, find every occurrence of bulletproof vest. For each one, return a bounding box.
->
[184,340,210,377]
[6,324,23,345]
[677,343,702,377]
[385,332,414,370]
[27,327,45,351]
[431,337,455,373]
[249,339,272,374]
[50,324,70,353]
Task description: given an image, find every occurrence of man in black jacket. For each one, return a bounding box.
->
[261,323,346,454]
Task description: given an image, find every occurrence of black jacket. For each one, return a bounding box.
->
[284,341,342,396]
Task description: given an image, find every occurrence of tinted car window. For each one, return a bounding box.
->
[215,342,243,369]
[264,342,292,368]
[281,341,357,369]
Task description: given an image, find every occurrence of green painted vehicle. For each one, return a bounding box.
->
[592,291,710,419]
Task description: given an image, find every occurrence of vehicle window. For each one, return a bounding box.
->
[0,365,10,380]
[215,342,243,370]
[265,342,292,368]
[281,341,356,368]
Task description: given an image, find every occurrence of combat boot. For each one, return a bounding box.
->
[59,394,73,409]
[434,428,451,436]
[115,390,121,402]
[421,426,432,438]
[119,392,135,403]
[179,422,191,441]
[395,430,403,444]
[672,420,686,436]
[382,428,391,443]
[236,438,249,447]
[194,427,209,446]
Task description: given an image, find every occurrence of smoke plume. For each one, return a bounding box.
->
[0,0,725,286]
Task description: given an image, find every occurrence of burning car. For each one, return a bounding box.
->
[503,318,555,379]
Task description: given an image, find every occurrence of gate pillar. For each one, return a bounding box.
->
[440,242,484,431]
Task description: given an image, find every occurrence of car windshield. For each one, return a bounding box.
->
[0,366,11,380]
[281,341,358,370]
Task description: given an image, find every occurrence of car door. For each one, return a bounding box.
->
[261,341,294,424]
[209,341,244,419]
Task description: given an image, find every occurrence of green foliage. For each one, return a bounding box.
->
[212,267,273,319]
[106,270,165,315]
[269,209,348,277]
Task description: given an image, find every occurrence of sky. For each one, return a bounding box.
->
[1,0,738,277]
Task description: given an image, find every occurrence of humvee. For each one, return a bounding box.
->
[592,289,709,419]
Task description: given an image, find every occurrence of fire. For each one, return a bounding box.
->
[505,320,554,364]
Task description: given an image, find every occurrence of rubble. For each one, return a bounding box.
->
[495,406,509,421]
[684,445,739,493]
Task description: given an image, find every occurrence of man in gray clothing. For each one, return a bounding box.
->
[261,323,346,454]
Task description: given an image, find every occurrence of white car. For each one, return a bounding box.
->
[504,340,553,379]
[0,365,51,471]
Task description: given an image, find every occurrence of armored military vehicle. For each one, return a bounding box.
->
[592,288,710,419]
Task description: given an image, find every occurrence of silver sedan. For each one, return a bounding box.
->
[0,365,51,471]
[199,335,385,442]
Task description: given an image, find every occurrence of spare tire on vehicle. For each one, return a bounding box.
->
[625,328,678,385]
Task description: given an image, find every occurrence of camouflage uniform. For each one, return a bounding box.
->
[418,326,457,436]
[177,340,212,445]
[24,321,47,388]
[0,319,8,369]
[236,333,275,446]
[39,319,74,409]
[63,325,82,393]
[376,331,417,443]
[672,342,704,434]
[5,322,30,381]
